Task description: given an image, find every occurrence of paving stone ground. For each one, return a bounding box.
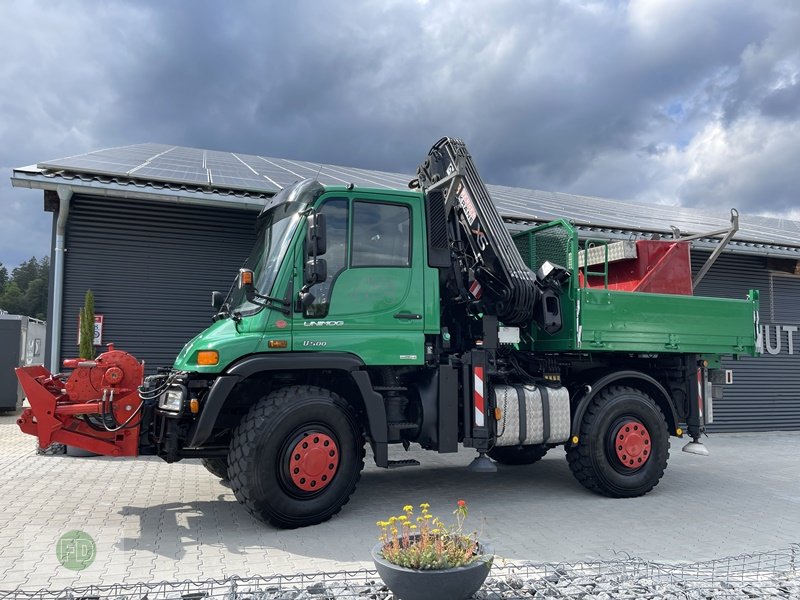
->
[0,412,798,591]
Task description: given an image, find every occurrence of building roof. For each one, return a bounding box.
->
[11,143,800,258]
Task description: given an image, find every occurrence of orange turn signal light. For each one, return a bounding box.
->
[196,350,219,366]
[268,339,288,349]
[189,398,200,414]
[494,407,502,420]
[239,268,254,286]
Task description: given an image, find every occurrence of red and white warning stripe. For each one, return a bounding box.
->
[469,279,483,299]
[697,368,704,420]
[474,366,485,426]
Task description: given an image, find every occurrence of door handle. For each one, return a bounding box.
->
[394,313,422,320]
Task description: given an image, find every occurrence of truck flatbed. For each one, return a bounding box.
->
[514,220,759,356]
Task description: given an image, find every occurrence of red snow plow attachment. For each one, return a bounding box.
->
[16,344,145,456]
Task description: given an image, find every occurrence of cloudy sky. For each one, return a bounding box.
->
[1,0,798,267]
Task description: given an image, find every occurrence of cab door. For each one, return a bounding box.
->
[292,194,426,365]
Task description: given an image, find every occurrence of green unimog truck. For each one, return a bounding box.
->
[17,138,760,529]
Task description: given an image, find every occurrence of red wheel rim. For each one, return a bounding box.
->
[288,433,339,492]
[613,420,651,469]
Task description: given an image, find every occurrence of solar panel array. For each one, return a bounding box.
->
[35,143,800,248]
[38,144,412,195]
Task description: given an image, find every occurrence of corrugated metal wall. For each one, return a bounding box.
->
[693,251,800,431]
[61,195,257,373]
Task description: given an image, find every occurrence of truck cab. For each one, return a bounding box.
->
[173,179,438,372]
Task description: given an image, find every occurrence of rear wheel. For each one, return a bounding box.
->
[201,458,228,480]
[228,385,364,528]
[488,444,548,465]
[566,385,669,498]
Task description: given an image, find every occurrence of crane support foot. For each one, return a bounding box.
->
[468,451,497,473]
[681,437,710,456]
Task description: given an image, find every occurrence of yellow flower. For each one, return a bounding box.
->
[373,500,479,570]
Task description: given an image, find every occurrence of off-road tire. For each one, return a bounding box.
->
[566,385,669,498]
[201,458,229,480]
[228,385,364,529]
[488,444,548,465]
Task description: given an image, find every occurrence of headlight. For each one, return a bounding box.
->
[159,387,186,412]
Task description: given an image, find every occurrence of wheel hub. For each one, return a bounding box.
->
[613,420,651,469]
[288,433,339,492]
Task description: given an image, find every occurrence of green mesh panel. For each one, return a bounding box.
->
[513,222,574,272]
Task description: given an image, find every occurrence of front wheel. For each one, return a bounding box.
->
[228,385,364,528]
[566,385,669,498]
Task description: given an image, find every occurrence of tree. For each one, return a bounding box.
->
[79,289,95,360]
[0,263,7,295]
[11,257,41,293]
[0,282,24,314]
[0,256,49,317]
[24,278,48,320]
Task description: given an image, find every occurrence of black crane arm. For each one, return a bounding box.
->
[414,137,566,330]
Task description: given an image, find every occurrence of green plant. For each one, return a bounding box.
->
[79,289,95,360]
[376,501,482,570]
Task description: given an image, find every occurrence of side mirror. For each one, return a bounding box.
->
[299,291,316,308]
[307,212,327,256]
[211,291,225,310]
[304,257,328,285]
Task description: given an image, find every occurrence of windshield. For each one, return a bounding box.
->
[228,202,304,312]
[217,179,325,316]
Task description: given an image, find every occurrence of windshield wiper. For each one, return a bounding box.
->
[244,290,291,315]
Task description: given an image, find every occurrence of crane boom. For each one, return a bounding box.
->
[415,136,566,330]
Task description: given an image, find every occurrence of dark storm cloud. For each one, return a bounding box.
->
[761,82,800,120]
[89,1,434,169]
[2,0,799,265]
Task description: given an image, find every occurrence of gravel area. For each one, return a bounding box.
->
[3,547,798,599]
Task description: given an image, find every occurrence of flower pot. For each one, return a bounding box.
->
[371,540,494,600]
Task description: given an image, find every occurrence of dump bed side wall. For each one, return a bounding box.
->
[579,288,758,355]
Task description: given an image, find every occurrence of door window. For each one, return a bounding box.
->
[351,202,410,267]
